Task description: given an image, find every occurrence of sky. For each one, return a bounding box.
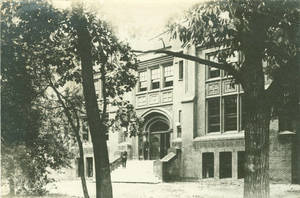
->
[52,0,202,50]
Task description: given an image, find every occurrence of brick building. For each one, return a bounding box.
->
[127,44,300,184]
[58,43,299,184]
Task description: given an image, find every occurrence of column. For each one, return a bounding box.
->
[214,151,219,179]
[232,151,238,179]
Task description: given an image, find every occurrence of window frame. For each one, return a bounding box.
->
[178,60,184,81]
[205,50,243,135]
[138,70,147,92]
[151,67,160,90]
[163,63,174,88]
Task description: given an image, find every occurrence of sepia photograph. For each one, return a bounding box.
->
[1,0,300,198]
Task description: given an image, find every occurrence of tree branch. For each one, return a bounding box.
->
[132,49,242,83]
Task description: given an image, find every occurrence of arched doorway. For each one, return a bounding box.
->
[140,112,171,160]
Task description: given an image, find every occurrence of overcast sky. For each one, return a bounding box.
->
[52,0,202,50]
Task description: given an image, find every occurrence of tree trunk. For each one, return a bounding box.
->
[8,175,15,195]
[243,103,270,198]
[75,132,90,198]
[50,85,90,198]
[8,157,15,195]
[242,49,271,198]
[74,13,113,198]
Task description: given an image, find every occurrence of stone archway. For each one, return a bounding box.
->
[140,111,171,160]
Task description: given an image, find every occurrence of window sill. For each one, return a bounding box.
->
[136,87,173,95]
[193,131,244,142]
[172,138,182,142]
[136,91,148,96]
[161,87,173,91]
[206,77,221,82]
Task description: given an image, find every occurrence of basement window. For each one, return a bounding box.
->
[238,151,245,179]
[202,152,214,178]
[219,152,232,178]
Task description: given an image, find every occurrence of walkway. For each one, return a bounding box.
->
[111,160,160,183]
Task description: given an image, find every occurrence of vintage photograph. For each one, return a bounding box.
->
[1,0,300,198]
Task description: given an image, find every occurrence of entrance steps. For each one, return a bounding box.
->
[111,160,160,184]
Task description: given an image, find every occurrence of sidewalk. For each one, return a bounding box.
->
[111,160,160,183]
[47,180,300,198]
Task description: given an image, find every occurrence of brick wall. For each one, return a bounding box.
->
[269,120,293,183]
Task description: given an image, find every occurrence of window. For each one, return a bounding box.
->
[205,50,242,134]
[151,68,160,89]
[179,60,184,80]
[86,157,93,177]
[177,110,182,138]
[240,96,246,130]
[202,152,214,178]
[82,119,89,141]
[219,152,232,178]
[224,96,237,131]
[208,67,220,79]
[207,54,220,79]
[207,98,220,133]
[207,96,243,133]
[238,151,245,179]
[164,64,173,87]
[139,71,147,92]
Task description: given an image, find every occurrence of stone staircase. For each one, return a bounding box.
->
[111,160,160,183]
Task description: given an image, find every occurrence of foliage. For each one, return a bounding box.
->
[1,0,74,195]
[168,0,299,117]
[165,1,299,197]
[111,100,144,138]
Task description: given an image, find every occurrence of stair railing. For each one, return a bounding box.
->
[110,156,122,172]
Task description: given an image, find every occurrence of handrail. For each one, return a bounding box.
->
[110,156,122,172]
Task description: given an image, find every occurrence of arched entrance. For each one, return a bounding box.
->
[140,112,171,160]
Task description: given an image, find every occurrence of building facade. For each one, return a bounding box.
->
[128,44,300,183]
[57,43,299,184]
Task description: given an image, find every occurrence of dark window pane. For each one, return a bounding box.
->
[219,152,232,178]
[209,67,220,78]
[238,151,245,179]
[208,98,220,132]
[241,95,246,130]
[87,157,93,177]
[152,81,160,89]
[177,126,182,138]
[164,80,173,87]
[179,60,183,80]
[224,96,237,131]
[202,152,214,178]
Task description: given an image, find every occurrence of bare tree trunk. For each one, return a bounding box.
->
[74,13,113,198]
